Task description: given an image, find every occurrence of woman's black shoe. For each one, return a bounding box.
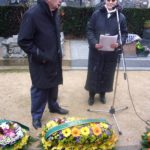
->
[88,97,95,105]
[100,92,106,104]
[100,95,106,104]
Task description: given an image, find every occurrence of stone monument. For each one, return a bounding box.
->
[1,35,27,58]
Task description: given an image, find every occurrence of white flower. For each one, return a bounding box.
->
[0,122,9,129]
[13,123,19,129]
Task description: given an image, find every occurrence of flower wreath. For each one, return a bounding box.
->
[0,120,31,150]
[40,117,118,150]
[141,128,150,149]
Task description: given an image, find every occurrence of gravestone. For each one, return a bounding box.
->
[141,29,150,48]
[1,35,27,58]
[1,33,65,58]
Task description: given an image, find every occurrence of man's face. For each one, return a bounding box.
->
[105,0,117,10]
[47,0,62,10]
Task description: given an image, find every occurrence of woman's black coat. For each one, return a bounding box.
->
[18,0,62,89]
[85,5,128,93]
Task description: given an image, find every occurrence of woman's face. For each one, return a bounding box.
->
[105,0,118,10]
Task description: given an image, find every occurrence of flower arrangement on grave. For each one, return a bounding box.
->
[0,120,33,150]
[141,128,150,149]
[40,117,117,150]
[136,41,149,57]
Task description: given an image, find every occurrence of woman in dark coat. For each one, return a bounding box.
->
[85,0,128,105]
[18,0,68,129]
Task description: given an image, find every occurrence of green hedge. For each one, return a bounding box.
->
[61,7,150,38]
[0,6,150,38]
[0,6,27,38]
[123,8,150,36]
[60,6,94,38]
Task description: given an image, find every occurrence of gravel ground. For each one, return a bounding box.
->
[0,70,150,149]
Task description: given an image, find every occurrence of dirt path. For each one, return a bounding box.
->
[0,70,150,149]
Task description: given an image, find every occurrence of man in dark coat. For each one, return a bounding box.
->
[18,0,69,129]
[85,0,128,105]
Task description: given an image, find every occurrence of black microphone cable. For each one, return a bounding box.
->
[115,4,149,126]
[125,70,150,126]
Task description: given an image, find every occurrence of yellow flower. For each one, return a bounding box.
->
[57,144,64,149]
[147,132,150,137]
[41,137,45,144]
[99,144,108,150]
[51,147,62,150]
[73,147,79,150]
[62,128,71,137]
[41,137,51,150]
[13,134,29,150]
[46,121,58,128]
[41,131,45,136]
[90,123,97,127]
[92,126,101,136]
[64,147,70,150]
[100,122,108,129]
[21,134,29,144]
[110,134,118,142]
[14,143,23,150]
[81,127,90,136]
[71,127,80,137]
[91,146,98,150]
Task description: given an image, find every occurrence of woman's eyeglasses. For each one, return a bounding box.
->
[107,0,116,2]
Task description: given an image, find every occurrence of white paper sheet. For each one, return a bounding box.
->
[99,34,118,51]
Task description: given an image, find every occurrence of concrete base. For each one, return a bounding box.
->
[0,39,150,71]
[70,40,150,70]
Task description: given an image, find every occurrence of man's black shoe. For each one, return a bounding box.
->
[88,97,94,105]
[32,119,42,129]
[100,95,106,104]
[50,107,69,115]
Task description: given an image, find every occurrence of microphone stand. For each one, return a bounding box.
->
[87,7,128,135]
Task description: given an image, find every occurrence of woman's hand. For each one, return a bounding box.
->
[110,43,119,49]
[95,44,103,50]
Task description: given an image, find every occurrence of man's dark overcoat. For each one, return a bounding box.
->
[18,0,62,89]
[85,4,128,93]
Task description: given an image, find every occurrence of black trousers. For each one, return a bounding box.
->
[31,85,60,120]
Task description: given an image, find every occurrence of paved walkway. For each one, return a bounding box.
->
[70,39,150,70]
[0,38,150,71]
